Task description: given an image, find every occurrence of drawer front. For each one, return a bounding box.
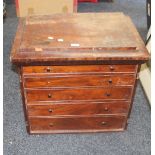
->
[23,65,137,74]
[26,87,132,102]
[29,116,126,133]
[24,74,135,88]
[27,102,130,116]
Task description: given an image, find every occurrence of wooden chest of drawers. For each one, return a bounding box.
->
[10,13,149,134]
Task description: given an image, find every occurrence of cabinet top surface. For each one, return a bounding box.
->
[10,13,149,65]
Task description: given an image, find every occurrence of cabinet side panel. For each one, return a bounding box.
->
[19,67,30,133]
[127,65,140,119]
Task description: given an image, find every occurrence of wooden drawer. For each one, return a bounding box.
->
[24,74,135,88]
[22,65,137,75]
[29,116,126,133]
[25,87,132,102]
[27,101,130,116]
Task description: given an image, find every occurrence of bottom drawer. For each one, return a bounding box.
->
[29,116,126,133]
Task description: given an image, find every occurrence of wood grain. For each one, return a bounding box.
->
[27,101,130,116]
[24,74,135,88]
[25,87,133,102]
[22,65,137,74]
[29,115,126,133]
[10,13,150,65]
[10,13,150,134]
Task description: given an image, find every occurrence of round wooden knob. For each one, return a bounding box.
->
[108,79,112,84]
[48,109,53,113]
[46,67,52,72]
[47,81,51,84]
[105,93,111,97]
[110,66,115,71]
[101,122,107,125]
[48,94,52,98]
[104,107,109,111]
[49,123,54,127]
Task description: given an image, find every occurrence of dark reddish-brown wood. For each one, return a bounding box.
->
[127,65,141,119]
[25,87,132,102]
[29,115,126,133]
[22,65,137,74]
[19,69,30,133]
[10,13,149,65]
[24,74,135,88]
[10,13,150,134]
[27,101,130,116]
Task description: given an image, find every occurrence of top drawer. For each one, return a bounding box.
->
[22,65,137,75]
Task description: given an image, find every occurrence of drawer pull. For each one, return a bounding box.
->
[48,94,52,98]
[101,122,107,125]
[49,123,54,127]
[110,66,115,71]
[46,67,52,72]
[47,81,51,84]
[108,79,112,84]
[105,93,111,97]
[104,107,109,111]
[48,109,53,113]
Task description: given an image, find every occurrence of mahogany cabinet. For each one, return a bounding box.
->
[10,13,149,134]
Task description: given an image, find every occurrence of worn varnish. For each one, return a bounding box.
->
[27,101,130,116]
[10,13,149,134]
[10,13,149,65]
[26,87,133,102]
[29,116,126,133]
[22,65,137,74]
[24,74,135,88]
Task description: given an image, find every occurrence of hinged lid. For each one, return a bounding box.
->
[10,13,150,65]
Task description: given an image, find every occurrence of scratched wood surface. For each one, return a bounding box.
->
[10,13,149,65]
[21,13,137,49]
[29,116,126,133]
[10,13,150,134]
